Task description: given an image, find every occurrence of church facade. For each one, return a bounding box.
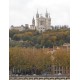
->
[30,10,52,32]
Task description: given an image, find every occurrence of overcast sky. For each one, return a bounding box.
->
[9,0,70,27]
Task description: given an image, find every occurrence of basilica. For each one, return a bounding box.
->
[10,10,52,32]
[30,10,52,32]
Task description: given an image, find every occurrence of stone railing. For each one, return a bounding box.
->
[9,75,70,80]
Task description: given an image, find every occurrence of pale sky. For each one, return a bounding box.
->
[9,0,70,27]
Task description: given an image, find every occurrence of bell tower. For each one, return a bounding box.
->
[36,10,39,27]
[36,10,39,18]
[45,9,48,18]
[32,17,35,26]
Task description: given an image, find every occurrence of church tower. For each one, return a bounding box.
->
[45,10,48,18]
[36,10,39,27]
[30,10,52,32]
[32,17,35,26]
[36,10,39,18]
[45,10,49,29]
[49,13,51,27]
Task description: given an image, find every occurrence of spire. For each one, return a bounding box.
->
[36,9,39,18]
[45,9,48,18]
[32,16,35,26]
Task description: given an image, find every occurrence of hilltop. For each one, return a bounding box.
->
[9,26,70,48]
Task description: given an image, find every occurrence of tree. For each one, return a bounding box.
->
[53,48,70,67]
[9,47,52,74]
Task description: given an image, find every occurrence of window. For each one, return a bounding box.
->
[40,21,43,25]
[54,71,56,74]
[60,66,62,70]
[60,71,62,74]
[57,71,59,73]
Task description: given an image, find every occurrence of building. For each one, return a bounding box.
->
[10,9,52,32]
[10,24,29,31]
[30,10,52,32]
[52,65,70,77]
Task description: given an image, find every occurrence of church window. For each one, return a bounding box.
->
[40,21,43,25]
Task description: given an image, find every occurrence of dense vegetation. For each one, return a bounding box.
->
[9,47,70,75]
[9,27,70,48]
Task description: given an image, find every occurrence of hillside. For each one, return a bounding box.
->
[9,27,70,48]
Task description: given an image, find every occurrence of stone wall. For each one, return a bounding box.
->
[9,76,70,80]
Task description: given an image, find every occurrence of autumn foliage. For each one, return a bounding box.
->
[9,47,70,75]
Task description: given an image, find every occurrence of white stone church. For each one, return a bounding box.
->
[30,10,52,32]
[10,10,52,32]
